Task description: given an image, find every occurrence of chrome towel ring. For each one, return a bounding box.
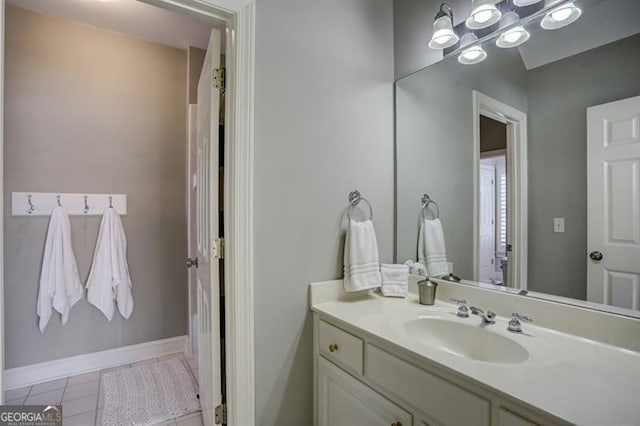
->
[348,190,373,221]
[421,194,440,219]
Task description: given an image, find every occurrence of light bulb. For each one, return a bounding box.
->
[458,33,487,64]
[428,5,459,49]
[541,2,582,30]
[466,0,502,30]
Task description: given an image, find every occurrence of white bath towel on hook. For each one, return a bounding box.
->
[37,206,84,333]
[87,207,134,320]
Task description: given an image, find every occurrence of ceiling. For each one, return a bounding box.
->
[7,0,217,51]
[518,0,640,69]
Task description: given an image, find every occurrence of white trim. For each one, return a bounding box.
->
[223,3,256,426]
[0,0,256,421]
[473,91,528,290]
[0,0,5,403]
[3,336,187,391]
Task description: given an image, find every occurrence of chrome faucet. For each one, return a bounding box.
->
[470,306,496,324]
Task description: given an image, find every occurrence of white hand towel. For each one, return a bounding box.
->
[87,208,134,320]
[37,207,83,333]
[381,264,409,297]
[418,218,449,278]
[343,220,381,292]
[403,259,427,277]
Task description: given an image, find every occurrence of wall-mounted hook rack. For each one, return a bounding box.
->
[12,192,127,216]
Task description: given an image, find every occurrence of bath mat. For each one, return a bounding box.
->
[102,358,200,426]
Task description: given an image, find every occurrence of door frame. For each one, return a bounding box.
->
[0,0,256,424]
[472,90,528,290]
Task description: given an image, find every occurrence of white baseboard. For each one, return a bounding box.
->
[4,335,187,390]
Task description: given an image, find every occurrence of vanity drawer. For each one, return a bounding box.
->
[318,320,364,375]
[365,344,491,426]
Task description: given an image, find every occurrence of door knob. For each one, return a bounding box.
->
[589,251,603,261]
[186,257,199,268]
[328,344,339,352]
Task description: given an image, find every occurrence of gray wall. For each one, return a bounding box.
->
[4,6,188,368]
[395,43,528,278]
[254,0,395,424]
[526,33,640,299]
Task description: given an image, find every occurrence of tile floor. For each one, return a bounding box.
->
[4,353,201,426]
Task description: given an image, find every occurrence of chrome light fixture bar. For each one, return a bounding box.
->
[466,0,502,30]
[541,1,582,30]
[458,33,487,64]
[429,3,459,49]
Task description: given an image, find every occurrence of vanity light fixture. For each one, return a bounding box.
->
[458,33,487,64]
[541,1,582,30]
[466,0,502,30]
[496,11,530,48]
[429,3,460,49]
[512,0,543,6]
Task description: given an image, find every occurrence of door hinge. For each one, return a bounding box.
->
[213,238,225,259]
[212,68,226,90]
[215,404,227,424]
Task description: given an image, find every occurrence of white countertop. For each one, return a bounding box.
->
[311,291,640,426]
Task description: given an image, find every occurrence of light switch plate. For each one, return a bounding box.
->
[554,218,565,233]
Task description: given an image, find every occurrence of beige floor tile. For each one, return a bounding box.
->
[63,409,96,426]
[4,386,30,401]
[132,358,158,367]
[30,378,67,395]
[67,372,100,387]
[25,388,64,405]
[5,397,27,405]
[63,380,100,401]
[62,394,98,420]
[175,413,203,426]
[62,393,98,418]
[101,365,131,376]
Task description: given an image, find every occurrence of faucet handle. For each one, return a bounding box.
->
[512,312,532,322]
[508,312,532,332]
[450,298,469,317]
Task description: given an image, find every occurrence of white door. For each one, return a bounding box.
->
[317,357,412,426]
[187,104,198,356]
[587,95,640,310]
[479,164,496,283]
[196,29,223,424]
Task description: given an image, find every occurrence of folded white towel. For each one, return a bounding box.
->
[381,264,409,297]
[418,218,449,278]
[87,208,134,320]
[403,259,427,276]
[37,207,84,333]
[343,220,381,292]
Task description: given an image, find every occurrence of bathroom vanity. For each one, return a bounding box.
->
[310,279,640,426]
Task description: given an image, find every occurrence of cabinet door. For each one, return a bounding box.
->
[318,357,412,426]
[497,408,538,426]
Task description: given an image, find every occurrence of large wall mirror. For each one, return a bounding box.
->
[395,0,640,316]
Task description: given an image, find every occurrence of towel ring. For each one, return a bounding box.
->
[347,190,373,221]
[421,194,440,219]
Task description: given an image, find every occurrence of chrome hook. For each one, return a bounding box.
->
[109,196,113,209]
[56,195,62,207]
[83,196,89,214]
[26,194,36,214]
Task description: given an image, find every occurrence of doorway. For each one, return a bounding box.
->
[473,91,528,290]
[2,1,253,422]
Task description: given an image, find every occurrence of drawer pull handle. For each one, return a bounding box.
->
[391,422,402,426]
[328,343,339,352]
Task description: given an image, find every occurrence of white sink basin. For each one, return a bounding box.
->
[404,317,529,364]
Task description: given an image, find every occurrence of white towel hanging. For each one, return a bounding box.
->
[86,207,134,320]
[418,218,449,278]
[343,219,381,292]
[36,206,84,333]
